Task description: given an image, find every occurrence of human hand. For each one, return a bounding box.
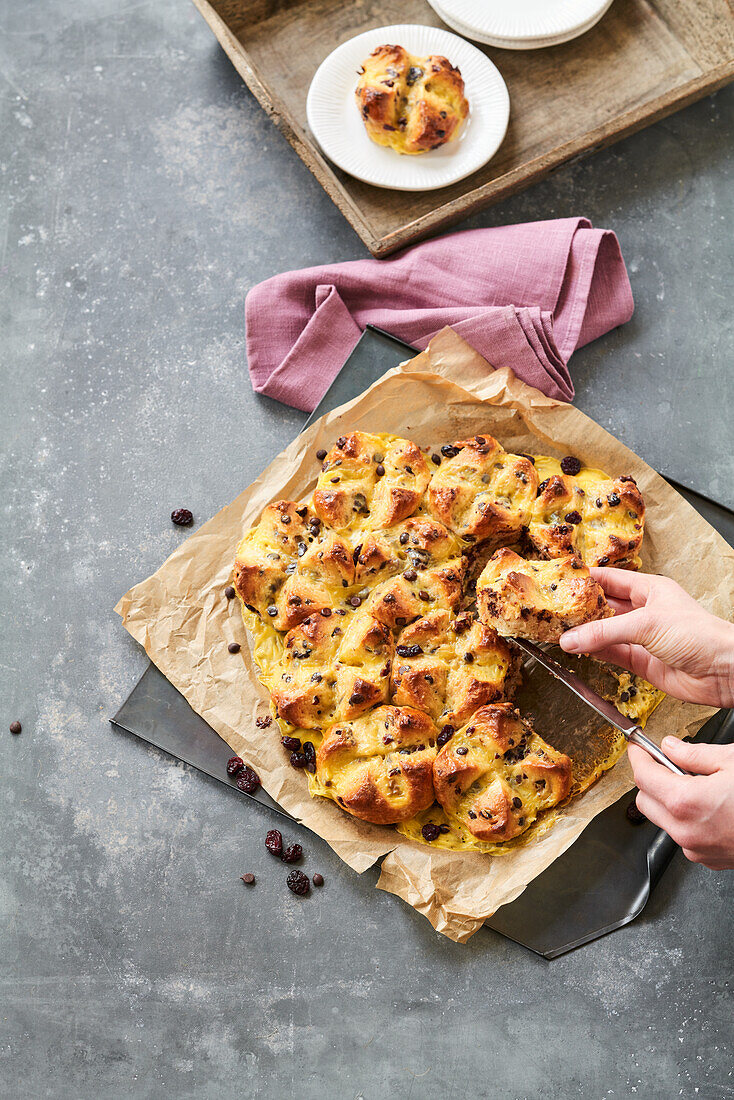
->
[559,570,734,709]
[628,740,734,869]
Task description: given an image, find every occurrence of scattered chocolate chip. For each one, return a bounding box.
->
[266,606,278,617]
[619,691,630,703]
[626,799,646,824]
[228,642,241,654]
[396,644,423,658]
[512,797,522,809]
[441,444,459,458]
[456,746,468,756]
[403,569,417,582]
[256,716,272,729]
[463,652,474,663]
[290,751,308,769]
[281,736,302,752]
[224,585,236,600]
[286,869,310,896]
[171,508,193,526]
[438,823,450,834]
[536,479,549,496]
[399,532,409,545]
[349,596,362,608]
[320,608,332,618]
[240,873,256,885]
[312,873,324,887]
[519,454,536,465]
[266,829,283,856]
[598,555,610,566]
[376,463,385,477]
[608,493,621,506]
[406,65,423,85]
[282,843,303,863]
[281,514,291,524]
[431,453,441,465]
[421,823,441,842]
[235,766,260,794]
[437,726,455,747]
[564,511,582,525]
[227,756,244,776]
[628,686,637,698]
[9,721,22,735]
[418,590,430,602]
[560,456,581,476]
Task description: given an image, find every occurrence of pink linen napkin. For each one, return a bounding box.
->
[245,217,633,412]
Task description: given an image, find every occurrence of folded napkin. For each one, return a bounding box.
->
[245,217,633,412]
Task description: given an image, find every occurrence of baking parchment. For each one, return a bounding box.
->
[115,327,734,942]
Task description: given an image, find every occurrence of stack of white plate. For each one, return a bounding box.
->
[428,0,615,50]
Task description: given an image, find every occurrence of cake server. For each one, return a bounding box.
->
[512,637,687,776]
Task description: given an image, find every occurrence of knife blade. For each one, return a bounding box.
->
[511,637,687,776]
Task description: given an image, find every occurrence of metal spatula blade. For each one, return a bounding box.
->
[512,637,687,776]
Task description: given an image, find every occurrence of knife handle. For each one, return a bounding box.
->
[627,727,688,776]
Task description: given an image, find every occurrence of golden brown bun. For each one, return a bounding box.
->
[390,610,521,727]
[270,609,393,729]
[233,502,355,631]
[528,473,645,569]
[313,432,430,533]
[427,434,539,546]
[316,705,438,824]
[433,703,572,842]
[476,547,613,643]
[355,44,469,155]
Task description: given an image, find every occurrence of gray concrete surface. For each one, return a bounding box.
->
[2,2,733,1097]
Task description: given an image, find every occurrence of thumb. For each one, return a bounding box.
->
[661,737,724,775]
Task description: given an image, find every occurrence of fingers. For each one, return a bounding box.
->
[681,849,734,870]
[661,737,724,776]
[605,597,634,615]
[590,568,653,604]
[560,607,653,655]
[628,744,689,805]
[587,642,657,681]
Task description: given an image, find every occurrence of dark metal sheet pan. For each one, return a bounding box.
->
[112,325,734,956]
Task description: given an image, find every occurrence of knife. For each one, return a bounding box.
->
[512,637,687,776]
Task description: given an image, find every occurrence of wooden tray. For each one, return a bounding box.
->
[192,0,734,255]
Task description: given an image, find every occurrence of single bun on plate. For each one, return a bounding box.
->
[316,704,438,824]
[476,548,612,643]
[433,703,572,843]
[355,44,469,155]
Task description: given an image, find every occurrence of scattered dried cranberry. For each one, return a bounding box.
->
[227,642,241,654]
[255,716,272,729]
[240,873,256,885]
[312,873,324,888]
[290,751,308,769]
[286,869,310,896]
[560,456,581,476]
[226,756,244,776]
[421,823,441,842]
[437,726,454,747]
[265,829,283,856]
[171,508,193,526]
[9,721,22,735]
[282,843,303,863]
[303,741,316,773]
[235,766,261,794]
[564,510,582,525]
[281,736,302,752]
[626,799,646,825]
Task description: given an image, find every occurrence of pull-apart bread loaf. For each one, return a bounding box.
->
[233,430,646,843]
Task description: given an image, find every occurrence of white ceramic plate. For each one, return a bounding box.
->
[432,0,614,49]
[434,0,615,43]
[306,24,510,192]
